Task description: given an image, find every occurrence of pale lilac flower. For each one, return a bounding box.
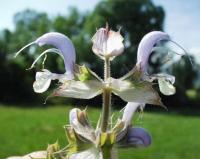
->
[136,31,176,96]
[116,102,151,148]
[15,32,76,93]
[136,31,170,72]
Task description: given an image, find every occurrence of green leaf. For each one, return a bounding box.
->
[47,141,60,159]
[75,65,103,82]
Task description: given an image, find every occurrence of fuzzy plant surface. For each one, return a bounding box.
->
[8,25,182,159]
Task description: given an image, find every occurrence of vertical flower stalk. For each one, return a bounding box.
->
[101,57,111,132]
[91,25,124,159]
[91,25,124,133]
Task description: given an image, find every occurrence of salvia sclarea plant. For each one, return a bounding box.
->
[9,25,184,159]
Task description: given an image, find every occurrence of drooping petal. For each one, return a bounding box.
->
[33,70,52,93]
[157,74,176,95]
[137,31,170,72]
[117,127,151,148]
[144,73,176,96]
[33,69,69,93]
[35,32,76,79]
[92,28,124,58]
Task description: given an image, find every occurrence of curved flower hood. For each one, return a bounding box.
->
[15,32,76,93]
[137,31,170,72]
[35,32,76,78]
[135,31,176,96]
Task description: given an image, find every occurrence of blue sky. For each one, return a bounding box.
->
[0,0,200,57]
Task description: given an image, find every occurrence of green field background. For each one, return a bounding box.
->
[1,106,200,159]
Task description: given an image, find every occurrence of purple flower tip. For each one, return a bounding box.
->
[137,31,170,72]
[126,127,152,148]
[36,32,76,76]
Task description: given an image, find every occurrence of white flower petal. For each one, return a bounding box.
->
[33,69,73,93]
[158,77,176,95]
[33,70,52,93]
[144,73,176,96]
[106,30,124,57]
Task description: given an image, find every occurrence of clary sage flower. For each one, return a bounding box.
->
[15,32,76,93]
[11,25,181,159]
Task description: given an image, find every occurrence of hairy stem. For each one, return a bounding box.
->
[101,57,111,132]
[101,146,113,159]
[104,57,110,80]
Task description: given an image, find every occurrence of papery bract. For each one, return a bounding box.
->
[92,27,124,58]
[69,108,96,143]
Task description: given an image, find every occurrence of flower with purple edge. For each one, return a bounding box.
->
[12,24,185,159]
[15,32,76,93]
[136,31,176,96]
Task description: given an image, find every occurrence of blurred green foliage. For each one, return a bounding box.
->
[0,0,199,106]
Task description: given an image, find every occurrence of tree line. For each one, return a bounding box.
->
[0,0,199,107]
